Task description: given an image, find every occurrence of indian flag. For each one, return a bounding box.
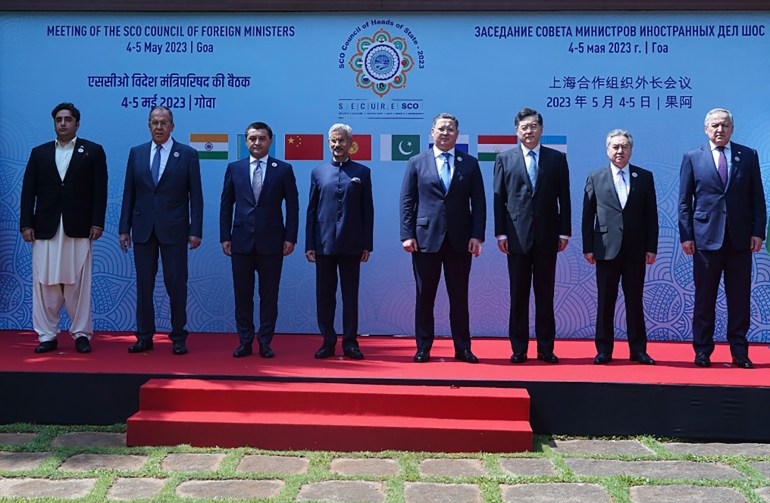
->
[477,135,517,162]
[190,133,228,160]
[542,135,568,153]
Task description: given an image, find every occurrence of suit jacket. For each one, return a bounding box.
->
[220,156,299,254]
[582,164,658,260]
[20,138,108,239]
[493,145,571,254]
[305,160,374,255]
[400,150,486,253]
[679,141,766,251]
[119,139,203,245]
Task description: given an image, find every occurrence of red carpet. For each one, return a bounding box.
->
[127,379,532,452]
[3,330,770,388]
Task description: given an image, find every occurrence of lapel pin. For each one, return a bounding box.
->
[271,162,277,167]
[456,156,463,162]
[734,156,740,162]
[77,146,84,153]
[632,172,638,178]
[174,151,180,158]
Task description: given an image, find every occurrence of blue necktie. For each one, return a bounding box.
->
[527,150,538,190]
[440,152,451,191]
[151,144,161,186]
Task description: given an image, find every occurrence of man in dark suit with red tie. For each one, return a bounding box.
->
[583,130,658,365]
[493,108,571,364]
[20,102,107,354]
[306,123,374,360]
[220,122,299,359]
[400,112,486,364]
[119,106,203,355]
[679,108,766,368]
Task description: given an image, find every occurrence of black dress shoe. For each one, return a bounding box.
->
[233,343,252,358]
[593,353,612,365]
[172,341,188,355]
[34,340,58,354]
[510,352,528,364]
[128,340,154,353]
[630,352,655,365]
[314,346,335,359]
[732,355,754,369]
[413,350,430,363]
[694,352,711,367]
[537,352,559,364]
[343,347,364,360]
[454,349,479,364]
[75,336,91,354]
[258,343,274,358]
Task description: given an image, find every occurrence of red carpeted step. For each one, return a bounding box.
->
[138,379,530,420]
[127,379,532,452]
[127,410,532,452]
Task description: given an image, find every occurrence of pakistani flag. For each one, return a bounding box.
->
[380,134,420,161]
[190,133,228,160]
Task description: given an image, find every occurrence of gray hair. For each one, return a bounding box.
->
[148,105,173,122]
[704,108,733,126]
[605,129,634,148]
[328,123,352,139]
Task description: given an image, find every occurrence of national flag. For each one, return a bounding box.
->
[349,134,372,161]
[190,133,228,160]
[429,135,469,154]
[542,135,568,153]
[380,134,420,161]
[284,134,325,161]
[477,135,517,162]
[237,134,276,159]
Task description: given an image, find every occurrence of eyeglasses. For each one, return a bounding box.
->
[149,121,171,128]
[517,123,541,132]
[435,127,457,134]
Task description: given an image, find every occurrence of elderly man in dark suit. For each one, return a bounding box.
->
[400,112,486,364]
[20,102,108,354]
[119,106,203,355]
[583,129,659,365]
[493,108,571,364]
[679,108,766,368]
[306,123,374,360]
[220,122,299,359]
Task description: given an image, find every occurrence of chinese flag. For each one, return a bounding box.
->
[284,134,324,160]
[349,134,372,161]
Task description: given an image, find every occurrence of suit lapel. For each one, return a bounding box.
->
[239,158,257,205]
[516,147,533,191]
[602,167,623,211]
[699,144,723,190]
[446,151,464,195]
[261,157,277,198]
[159,141,181,186]
[426,151,445,193]
[726,141,741,191]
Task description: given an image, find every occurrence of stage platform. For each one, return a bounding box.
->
[3,330,770,442]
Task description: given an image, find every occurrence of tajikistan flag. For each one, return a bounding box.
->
[477,135,517,162]
[190,133,228,160]
[380,134,420,161]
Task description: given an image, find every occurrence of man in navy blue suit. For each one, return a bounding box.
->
[400,113,486,363]
[220,122,299,359]
[493,108,571,364]
[119,106,203,355]
[305,123,374,360]
[679,108,766,368]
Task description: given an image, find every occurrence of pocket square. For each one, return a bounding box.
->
[351,177,361,183]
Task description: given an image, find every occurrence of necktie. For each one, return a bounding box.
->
[717,146,728,187]
[617,169,628,209]
[440,152,451,191]
[151,144,161,186]
[527,150,538,190]
[252,159,263,203]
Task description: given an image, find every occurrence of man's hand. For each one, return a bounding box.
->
[646,252,656,265]
[283,241,295,256]
[306,250,316,262]
[222,241,232,256]
[468,238,482,257]
[21,228,35,242]
[119,233,131,253]
[681,240,695,255]
[584,252,596,265]
[497,239,509,255]
[361,250,370,262]
[750,236,763,253]
[558,238,569,252]
[188,236,201,250]
[89,226,103,241]
[402,238,417,253]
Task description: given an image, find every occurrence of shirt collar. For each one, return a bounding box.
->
[55,136,77,148]
[153,137,174,151]
[250,155,269,165]
[709,141,730,153]
[611,163,629,175]
[521,144,541,157]
[433,145,456,159]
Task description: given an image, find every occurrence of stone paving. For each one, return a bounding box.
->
[2,431,770,501]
